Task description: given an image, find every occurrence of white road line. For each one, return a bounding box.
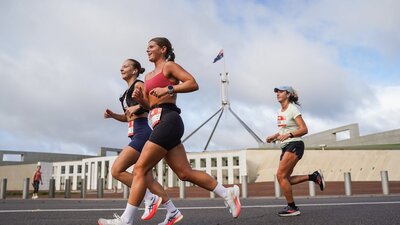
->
[0,201,399,213]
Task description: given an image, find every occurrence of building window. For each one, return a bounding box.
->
[200,158,206,168]
[105,161,109,179]
[234,169,240,184]
[335,130,350,141]
[77,165,82,173]
[2,154,24,162]
[233,156,239,166]
[97,162,102,178]
[61,166,65,174]
[189,159,196,168]
[211,158,217,167]
[69,165,74,174]
[211,170,218,180]
[53,166,57,175]
[222,157,228,167]
[222,169,229,185]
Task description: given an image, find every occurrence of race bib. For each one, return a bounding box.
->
[277,115,287,127]
[127,121,134,137]
[149,108,162,128]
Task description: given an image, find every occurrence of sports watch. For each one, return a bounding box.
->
[167,85,174,96]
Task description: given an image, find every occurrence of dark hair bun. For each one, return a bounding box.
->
[139,68,145,74]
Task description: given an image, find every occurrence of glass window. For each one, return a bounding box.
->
[211,158,217,167]
[222,157,228,167]
[233,156,239,166]
[69,165,74,174]
[189,159,196,168]
[200,158,206,167]
[61,166,65,174]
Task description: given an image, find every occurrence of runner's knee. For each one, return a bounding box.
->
[276,170,289,183]
[111,164,123,178]
[175,168,192,181]
[132,163,151,179]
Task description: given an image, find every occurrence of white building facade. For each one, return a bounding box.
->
[51,150,247,191]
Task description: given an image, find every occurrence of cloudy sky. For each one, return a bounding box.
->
[1,0,399,155]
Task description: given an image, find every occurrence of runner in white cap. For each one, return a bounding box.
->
[266,86,326,217]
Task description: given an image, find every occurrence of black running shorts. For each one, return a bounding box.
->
[148,104,184,151]
[280,141,305,160]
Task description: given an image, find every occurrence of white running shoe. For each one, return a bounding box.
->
[141,195,162,220]
[224,185,241,218]
[98,213,128,225]
[158,209,183,225]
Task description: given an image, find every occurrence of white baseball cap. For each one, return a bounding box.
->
[274,86,294,94]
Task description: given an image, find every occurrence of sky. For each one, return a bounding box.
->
[0,0,399,155]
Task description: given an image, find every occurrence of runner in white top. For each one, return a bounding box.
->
[277,102,303,147]
[266,86,326,217]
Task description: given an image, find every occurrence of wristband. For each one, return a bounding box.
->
[289,132,294,138]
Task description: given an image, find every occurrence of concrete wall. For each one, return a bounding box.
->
[0,162,52,190]
[252,149,400,182]
[302,123,360,147]
[332,129,400,147]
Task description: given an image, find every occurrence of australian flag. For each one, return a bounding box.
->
[213,49,224,63]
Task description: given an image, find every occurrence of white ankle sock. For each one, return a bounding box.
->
[212,182,227,199]
[143,189,153,202]
[163,200,177,213]
[121,203,138,225]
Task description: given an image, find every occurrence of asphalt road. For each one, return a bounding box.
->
[1,195,399,225]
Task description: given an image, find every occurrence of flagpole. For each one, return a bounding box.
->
[181,48,264,151]
[223,48,226,76]
[220,49,229,108]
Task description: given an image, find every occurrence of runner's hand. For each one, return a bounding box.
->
[149,87,167,98]
[266,136,275,143]
[132,86,144,100]
[125,105,140,117]
[277,134,290,142]
[104,109,113,119]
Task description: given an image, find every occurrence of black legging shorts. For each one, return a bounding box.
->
[148,103,184,151]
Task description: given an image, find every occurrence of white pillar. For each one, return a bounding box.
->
[274,174,281,198]
[72,165,78,191]
[81,162,86,184]
[55,166,61,191]
[309,181,316,197]
[168,166,174,188]
[88,162,93,190]
[206,157,212,175]
[380,171,390,195]
[228,156,234,184]
[108,160,113,190]
[101,160,105,179]
[157,161,163,186]
[195,158,201,170]
[217,157,222,183]
[344,172,352,196]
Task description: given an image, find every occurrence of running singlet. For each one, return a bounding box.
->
[145,71,175,95]
[119,80,148,115]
